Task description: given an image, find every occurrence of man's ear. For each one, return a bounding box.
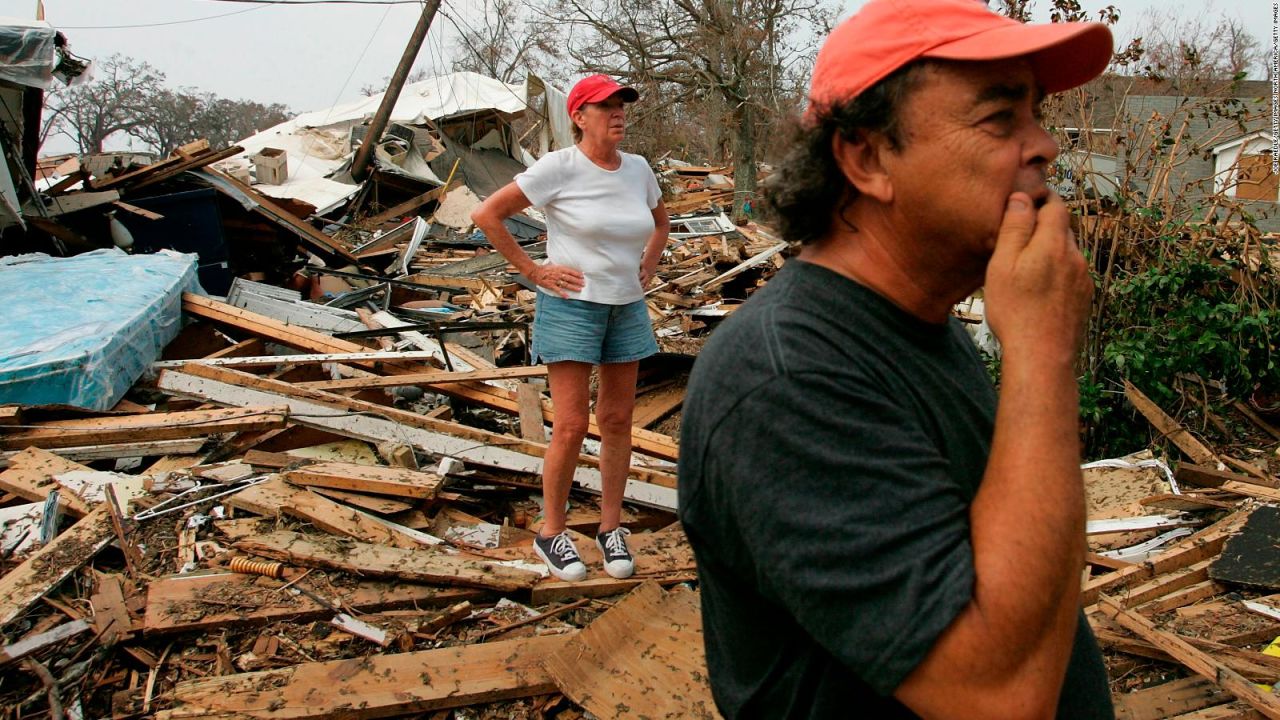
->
[832,131,893,204]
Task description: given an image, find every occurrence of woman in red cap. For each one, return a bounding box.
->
[471,74,668,583]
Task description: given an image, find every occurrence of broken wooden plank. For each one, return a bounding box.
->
[143,572,484,635]
[90,573,135,643]
[297,366,549,391]
[158,634,569,720]
[632,384,686,429]
[1125,381,1219,466]
[0,405,22,426]
[1098,594,1280,719]
[1082,511,1248,606]
[1179,464,1280,491]
[0,407,288,451]
[153,350,444,370]
[234,530,542,593]
[308,487,414,515]
[0,619,91,667]
[229,476,424,549]
[0,438,207,467]
[1114,676,1234,720]
[516,382,547,443]
[0,447,95,517]
[361,178,458,227]
[157,365,679,509]
[284,461,442,500]
[544,582,716,720]
[0,505,114,628]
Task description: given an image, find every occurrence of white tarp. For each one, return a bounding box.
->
[0,18,58,90]
[218,71,569,211]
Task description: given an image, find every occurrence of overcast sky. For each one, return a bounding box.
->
[6,0,1275,155]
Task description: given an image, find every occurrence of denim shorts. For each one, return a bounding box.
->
[531,291,659,365]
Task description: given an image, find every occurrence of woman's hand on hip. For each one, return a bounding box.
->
[530,263,584,298]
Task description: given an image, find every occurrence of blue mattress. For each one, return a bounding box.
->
[0,249,201,410]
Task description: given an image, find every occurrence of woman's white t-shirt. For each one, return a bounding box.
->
[514,145,661,304]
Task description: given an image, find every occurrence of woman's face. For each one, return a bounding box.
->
[573,94,628,144]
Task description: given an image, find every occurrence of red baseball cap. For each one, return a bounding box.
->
[567,74,640,115]
[807,0,1113,122]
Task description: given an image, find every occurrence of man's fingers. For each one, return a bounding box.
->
[992,193,1035,260]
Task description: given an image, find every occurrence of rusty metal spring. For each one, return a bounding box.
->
[228,556,284,579]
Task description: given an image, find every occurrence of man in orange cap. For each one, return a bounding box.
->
[679,0,1115,717]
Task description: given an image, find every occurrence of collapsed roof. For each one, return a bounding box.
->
[218,71,572,212]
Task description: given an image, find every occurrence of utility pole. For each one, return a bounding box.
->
[350,0,443,182]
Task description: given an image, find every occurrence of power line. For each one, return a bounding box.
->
[56,4,268,29]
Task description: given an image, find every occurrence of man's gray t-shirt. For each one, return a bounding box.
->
[678,260,1112,719]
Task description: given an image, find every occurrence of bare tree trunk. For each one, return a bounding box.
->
[731,99,755,225]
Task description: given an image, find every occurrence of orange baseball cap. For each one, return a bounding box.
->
[807,0,1113,121]
[567,74,640,115]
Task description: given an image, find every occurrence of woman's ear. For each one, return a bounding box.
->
[831,130,894,204]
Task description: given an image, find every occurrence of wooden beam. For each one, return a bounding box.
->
[228,477,425,549]
[284,461,442,499]
[1112,676,1233,720]
[0,505,114,628]
[0,619,91,667]
[158,634,570,720]
[516,382,547,442]
[297,365,549,391]
[0,439,206,467]
[143,572,483,636]
[153,350,445,370]
[0,448,95,517]
[156,365,680,509]
[126,145,245,193]
[1082,511,1247,606]
[632,384,686,429]
[1098,594,1280,719]
[1125,380,1219,465]
[234,530,542,593]
[361,179,458,227]
[0,407,288,451]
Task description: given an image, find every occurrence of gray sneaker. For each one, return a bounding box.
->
[596,526,634,579]
[533,530,587,582]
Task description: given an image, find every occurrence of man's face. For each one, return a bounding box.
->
[880,59,1058,266]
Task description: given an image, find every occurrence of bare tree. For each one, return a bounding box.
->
[360,67,432,97]
[545,0,835,222]
[130,88,203,155]
[194,95,291,149]
[443,0,563,83]
[45,54,164,153]
[1126,8,1263,92]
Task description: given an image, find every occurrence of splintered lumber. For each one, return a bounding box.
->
[284,461,442,499]
[152,350,444,369]
[516,382,547,442]
[1114,559,1213,609]
[1091,616,1280,683]
[1113,676,1234,720]
[1082,511,1248,606]
[298,366,550,391]
[157,634,570,720]
[1125,380,1219,466]
[182,295,677,461]
[229,476,424,549]
[308,487,414,515]
[0,438,206,466]
[157,365,679,510]
[0,447,94,517]
[233,530,542,592]
[0,505,114,628]
[1098,595,1280,719]
[632,384,686,429]
[0,619,91,667]
[0,405,21,426]
[360,179,459,227]
[0,407,288,451]
[543,582,717,720]
[143,572,484,635]
[1178,464,1280,503]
